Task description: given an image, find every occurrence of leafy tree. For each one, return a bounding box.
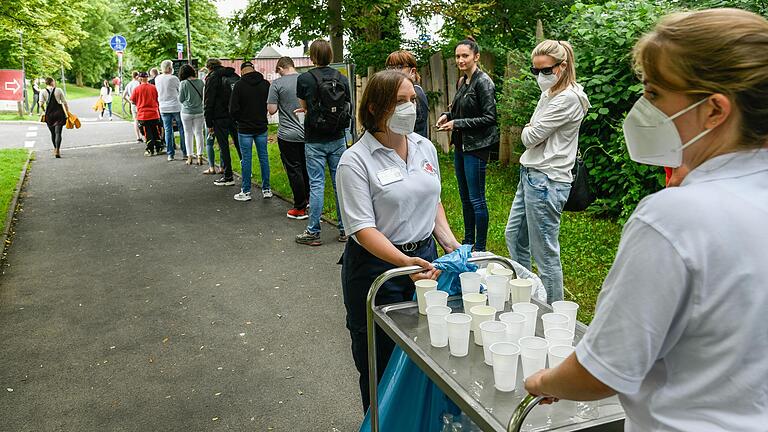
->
[67,0,122,86]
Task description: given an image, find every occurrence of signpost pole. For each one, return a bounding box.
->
[19,31,27,115]
[60,64,66,96]
[184,0,192,62]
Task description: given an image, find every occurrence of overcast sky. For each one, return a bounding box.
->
[214,0,442,57]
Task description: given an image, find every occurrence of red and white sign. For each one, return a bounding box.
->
[0,69,24,102]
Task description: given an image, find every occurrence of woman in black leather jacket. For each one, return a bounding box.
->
[436,38,498,251]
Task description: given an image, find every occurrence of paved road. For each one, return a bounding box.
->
[0,143,362,431]
[0,96,137,151]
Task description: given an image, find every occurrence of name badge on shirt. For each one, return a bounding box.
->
[376,167,403,186]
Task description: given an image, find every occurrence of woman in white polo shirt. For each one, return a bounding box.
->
[525,9,768,431]
[337,70,461,411]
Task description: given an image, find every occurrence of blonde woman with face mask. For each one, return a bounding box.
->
[504,39,590,303]
[525,9,768,431]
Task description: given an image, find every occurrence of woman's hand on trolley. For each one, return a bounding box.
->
[404,256,441,282]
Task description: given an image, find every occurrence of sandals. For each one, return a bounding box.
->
[202,167,217,175]
[196,156,204,166]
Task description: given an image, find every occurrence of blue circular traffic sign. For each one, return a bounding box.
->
[110,35,127,51]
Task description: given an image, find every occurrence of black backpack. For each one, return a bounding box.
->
[220,72,240,103]
[308,68,350,134]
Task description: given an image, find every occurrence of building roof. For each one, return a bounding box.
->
[256,46,283,59]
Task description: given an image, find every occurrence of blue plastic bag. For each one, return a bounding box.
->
[359,246,477,432]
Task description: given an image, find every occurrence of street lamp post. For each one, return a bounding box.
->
[184,0,192,62]
[19,31,27,114]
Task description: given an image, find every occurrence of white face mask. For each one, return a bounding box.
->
[537,73,559,92]
[387,102,417,135]
[622,97,711,168]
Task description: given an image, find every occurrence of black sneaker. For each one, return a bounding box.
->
[295,230,322,246]
[214,177,235,186]
[338,231,348,243]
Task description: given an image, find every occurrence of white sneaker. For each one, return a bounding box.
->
[167,155,174,161]
[234,190,252,201]
[262,189,273,199]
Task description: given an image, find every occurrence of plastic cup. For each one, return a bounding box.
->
[426,305,452,348]
[485,275,508,312]
[459,272,482,295]
[424,290,449,309]
[296,111,305,124]
[445,313,472,357]
[512,302,539,337]
[489,268,515,300]
[469,305,497,345]
[480,321,508,365]
[548,344,575,368]
[544,328,574,347]
[499,312,527,344]
[475,268,488,285]
[541,312,570,333]
[509,278,533,304]
[489,342,520,392]
[415,279,438,315]
[552,300,579,335]
[462,293,486,316]
[519,336,549,379]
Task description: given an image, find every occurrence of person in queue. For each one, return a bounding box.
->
[436,37,497,252]
[504,40,589,303]
[385,50,430,139]
[337,70,462,411]
[525,9,768,431]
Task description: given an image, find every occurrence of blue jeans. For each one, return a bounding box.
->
[454,151,489,251]
[205,130,216,169]
[161,112,186,157]
[505,167,571,303]
[305,138,346,234]
[237,131,270,193]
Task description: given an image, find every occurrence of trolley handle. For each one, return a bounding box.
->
[366,254,518,432]
[507,395,546,432]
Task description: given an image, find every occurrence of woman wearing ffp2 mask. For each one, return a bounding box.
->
[336,70,461,411]
[525,9,768,431]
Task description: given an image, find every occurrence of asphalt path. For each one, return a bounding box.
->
[0,96,137,151]
[0,142,362,431]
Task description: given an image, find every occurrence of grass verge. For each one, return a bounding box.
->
[0,149,30,231]
[211,127,620,322]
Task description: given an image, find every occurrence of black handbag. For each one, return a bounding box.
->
[564,151,595,211]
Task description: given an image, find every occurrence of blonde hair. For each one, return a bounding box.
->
[532,39,576,94]
[634,8,768,148]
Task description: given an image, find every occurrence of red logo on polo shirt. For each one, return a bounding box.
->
[422,160,437,175]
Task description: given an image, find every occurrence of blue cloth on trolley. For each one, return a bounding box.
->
[360,245,477,432]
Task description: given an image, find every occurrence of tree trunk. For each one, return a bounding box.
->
[76,71,83,87]
[328,0,343,63]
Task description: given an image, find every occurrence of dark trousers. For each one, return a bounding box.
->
[212,117,240,179]
[31,94,40,114]
[454,150,489,251]
[47,124,63,149]
[138,119,164,153]
[341,237,438,412]
[277,137,310,209]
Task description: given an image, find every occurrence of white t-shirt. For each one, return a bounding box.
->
[154,73,182,113]
[337,131,441,245]
[124,79,140,102]
[576,149,768,431]
[100,86,113,103]
[520,83,590,183]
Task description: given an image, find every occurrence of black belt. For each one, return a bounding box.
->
[394,237,432,253]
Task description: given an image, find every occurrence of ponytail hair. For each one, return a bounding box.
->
[532,39,577,94]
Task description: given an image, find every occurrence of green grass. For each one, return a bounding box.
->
[0,113,27,121]
[0,149,30,231]
[61,85,101,100]
[212,128,621,322]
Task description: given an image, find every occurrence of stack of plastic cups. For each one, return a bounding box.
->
[424,290,449,309]
[519,336,549,379]
[462,293,486,317]
[544,328,575,347]
[479,321,508,365]
[509,278,533,304]
[415,279,438,315]
[445,313,473,357]
[499,311,526,344]
[541,312,570,334]
[489,342,520,392]
[459,272,482,295]
[512,302,539,337]
[469,305,497,344]
[426,305,452,348]
[552,300,579,335]
[489,267,515,301]
[485,275,508,312]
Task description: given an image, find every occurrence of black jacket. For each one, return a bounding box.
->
[229,71,270,134]
[445,69,498,152]
[204,65,239,125]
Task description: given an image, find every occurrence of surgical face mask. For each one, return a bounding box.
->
[622,97,711,167]
[537,73,559,92]
[387,102,417,135]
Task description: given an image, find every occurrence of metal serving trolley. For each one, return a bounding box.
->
[366,255,625,431]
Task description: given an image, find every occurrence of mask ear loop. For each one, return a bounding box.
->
[674,97,714,150]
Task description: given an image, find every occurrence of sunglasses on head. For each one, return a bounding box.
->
[530,61,563,76]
